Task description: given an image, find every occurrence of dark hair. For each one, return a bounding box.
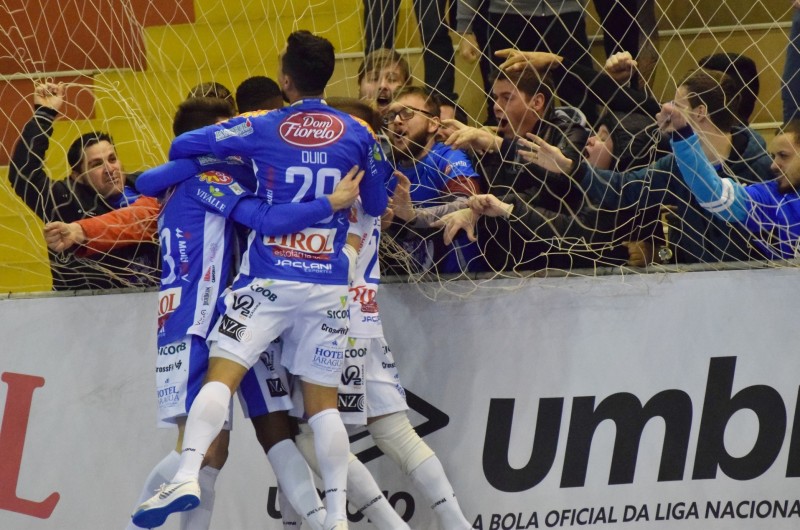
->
[490,67,555,108]
[678,68,740,133]
[358,48,410,86]
[435,93,468,123]
[596,110,661,171]
[778,118,800,145]
[393,85,441,117]
[281,30,335,95]
[235,76,283,113]
[698,53,758,125]
[326,96,382,132]
[172,97,236,137]
[67,132,114,174]
[187,82,235,108]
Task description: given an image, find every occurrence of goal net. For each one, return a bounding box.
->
[0,0,797,294]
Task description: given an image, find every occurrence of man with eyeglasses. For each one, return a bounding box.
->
[382,86,482,273]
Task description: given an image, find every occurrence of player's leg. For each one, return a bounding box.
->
[180,427,230,530]
[295,423,411,530]
[240,342,327,530]
[365,337,471,529]
[134,280,298,528]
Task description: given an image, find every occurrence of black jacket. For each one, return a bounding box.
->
[9,105,159,290]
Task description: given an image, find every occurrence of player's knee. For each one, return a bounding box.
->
[252,411,294,454]
[295,422,322,477]
[368,412,434,475]
[203,429,231,469]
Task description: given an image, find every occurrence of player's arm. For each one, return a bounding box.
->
[135,159,202,197]
[670,124,751,223]
[44,196,160,255]
[169,115,257,161]
[197,166,364,236]
[359,132,391,217]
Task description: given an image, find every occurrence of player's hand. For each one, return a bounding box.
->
[458,32,480,63]
[431,208,478,245]
[44,221,85,252]
[391,171,416,222]
[34,82,65,112]
[328,165,364,211]
[495,49,562,72]
[380,205,395,230]
[604,51,638,86]
[468,194,514,218]
[656,101,688,133]
[444,119,502,153]
[518,134,573,174]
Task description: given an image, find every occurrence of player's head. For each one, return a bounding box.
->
[384,86,440,162]
[490,67,554,140]
[771,119,800,194]
[698,52,758,126]
[586,110,658,171]
[187,82,236,111]
[173,97,236,136]
[235,76,284,113]
[67,132,124,198]
[279,30,335,100]
[675,68,740,134]
[326,96,383,132]
[358,48,410,114]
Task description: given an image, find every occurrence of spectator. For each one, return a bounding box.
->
[358,48,411,116]
[670,114,800,259]
[698,53,760,127]
[383,85,482,273]
[9,82,158,290]
[457,0,597,123]
[235,75,284,112]
[362,0,456,104]
[516,68,775,264]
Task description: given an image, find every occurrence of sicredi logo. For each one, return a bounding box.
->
[279,112,345,147]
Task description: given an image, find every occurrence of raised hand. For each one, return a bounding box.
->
[443,119,502,153]
[604,51,638,85]
[518,134,574,174]
[458,33,480,63]
[33,82,65,112]
[495,49,562,72]
[391,171,416,222]
[468,194,513,218]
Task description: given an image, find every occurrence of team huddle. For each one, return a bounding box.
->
[115,31,471,530]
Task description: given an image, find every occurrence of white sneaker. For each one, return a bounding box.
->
[131,479,200,528]
[325,519,348,530]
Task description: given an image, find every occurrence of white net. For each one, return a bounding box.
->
[0,0,798,294]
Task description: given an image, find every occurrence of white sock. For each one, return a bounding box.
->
[278,483,304,530]
[410,457,471,530]
[172,381,231,484]
[307,409,350,527]
[180,466,220,530]
[126,450,180,529]
[347,457,410,530]
[268,439,326,530]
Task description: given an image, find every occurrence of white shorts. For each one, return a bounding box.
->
[237,337,294,418]
[304,336,407,425]
[155,334,232,429]
[209,278,349,387]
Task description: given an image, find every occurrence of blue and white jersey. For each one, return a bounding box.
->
[157,164,253,345]
[347,199,383,338]
[169,99,392,286]
[387,142,478,206]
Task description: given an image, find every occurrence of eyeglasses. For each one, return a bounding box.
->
[383,106,436,125]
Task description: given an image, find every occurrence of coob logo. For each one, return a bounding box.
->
[327,309,350,319]
[279,112,345,147]
[198,170,233,185]
[158,342,187,356]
